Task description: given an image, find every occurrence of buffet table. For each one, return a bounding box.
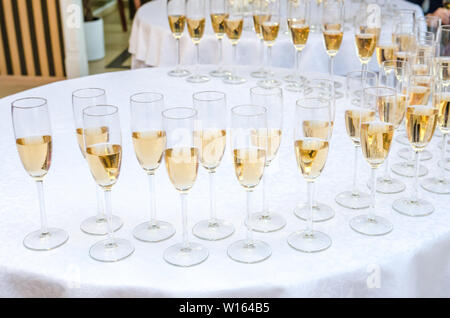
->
[128,0,423,75]
[0,66,449,297]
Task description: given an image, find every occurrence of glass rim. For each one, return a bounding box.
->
[83,104,119,117]
[295,97,330,109]
[130,92,164,104]
[249,86,283,96]
[363,86,396,96]
[72,88,106,99]
[346,70,377,78]
[306,78,334,86]
[162,107,197,120]
[192,91,226,102]
[11,97,47,109]
[231,104,267,117]
[439,25,450,31]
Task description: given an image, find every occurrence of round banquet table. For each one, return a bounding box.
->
[128,0,423,75]
[0,66,449,298]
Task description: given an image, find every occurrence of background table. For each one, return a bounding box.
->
[0,66,449,297]
[128,0,423,75]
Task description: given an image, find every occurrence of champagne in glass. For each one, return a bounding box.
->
[162,107,208,267]
[354,7,378,73]
[72,88,123,235]
[130,92,175,242]
[250,0,270,78]
[12,98,69,250]
[210,0,231,77]
[192,91,235,241]
[167,0,190,77]
[83,105,134,262]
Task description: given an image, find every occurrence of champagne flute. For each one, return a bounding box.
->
[335,70,377,209]
[162,107,208,267]
[210,0,231,78]
[288,97,332,252]
[392,104,438,216]
[130,92,176,242]
[83,105,134,262]
[350,87,395,236]
[223,0,246,85]
[321,0,344,85]
[415,16,441,38]
[249,87,285,232]
[72,88,123,235]
[354,11,378,73]
[167,0,190,77]
[257,0,282,89]
[192,91,235,240]
[436,25,450,57]
[251,0,270,78]
[284,0,310,92]
[228,105,271,263]
[376,32,397,71]
[12,98,69,250]
[186,0,209,83]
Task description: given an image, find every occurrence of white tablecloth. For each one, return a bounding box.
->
[0,66,449,297]
[128,0,423,76]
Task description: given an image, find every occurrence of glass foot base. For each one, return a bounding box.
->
[257,78,282,89]
[89,238,134,262]
[421,177,450,194]
[294,201,335,222]
[187,74,210,83]
[227,239,271,263]
[398,148,432,161]
[395,134,409,145]
[438,158,450,171]
[193,219,235,241]
[438,141,450,151]
[391,162,428,177]
[248,212,286,232]
[251,69,269,78]
[287,230,331,253]
[24,228,69,251]
[168,68,190,77]
[133,220,175,242]
[80,215,123,235]
[210,69,231,78]
[224,75,246,84]
[392,198,434,217]
[285,82,303,92]
[370,176,406,194]
[349,215,393,236]
[284,74,306,83]
[335,191,371,209]
[164,242,209,267]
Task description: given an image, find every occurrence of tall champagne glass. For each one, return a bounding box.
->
[284,0,310,92]
[167,0,190,77]
[83,105,134,262]
[249,87,285,232]
[224,0,246,84]
[354,10,378,73]
[335,70,377,209]
[130,93,176,242]
[376,31,398,71]
[72,88,123,235]
[12,98,69,250]
[162,107,208,267]
[186,0,209,83]
[192,91,235,240]
[228,105,271,263]
[350,87,395,236]
[392,104,438,216]
[415,16,441,38]
[257,0,282,89]
[251,0,270,78]
[288,97,332,252]
[437,25,450,57]
[210,0,231,77]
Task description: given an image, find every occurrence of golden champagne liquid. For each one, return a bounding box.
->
[345,109,376,146]
[360,122,394,168]
[323,30,343,57]
[302,120,333,140]
[187,17,206,43]
[253,14,271,38]
[225,18,244,44]
[261,22,280,46]
[85,143,122,189]
[251,129,282,165]
[210,13,228,38]
[411,64,430,76]
[132,131,166,172]
[294,138,329,181]
[393,33,416,52]
[416,45,434,60]
[16,135,52,180]
[408,85,431,106]
[376,45,395,67]
[165,147,198,192]
[406,106,438,151]
[365,27,380,45]
[377,95,406,129]
[168,15,186,38]
[438,94,450,133]
[290,23,310,50]
[195,129,226,172]
[323,23,341,31]
[233,148,266,189]
[76,126,109,157]
[355,33,376,63]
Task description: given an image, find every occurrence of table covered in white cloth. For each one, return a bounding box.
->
[0,66,449,297]
[128,0,423,75]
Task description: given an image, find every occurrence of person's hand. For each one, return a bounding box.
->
[428,8,450,25]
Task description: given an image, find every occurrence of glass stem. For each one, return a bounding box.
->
[176,38,181,70]
[259,38,265,72]
[209,171,217,223]
[246,190,254,246]
[180,193,189,249]
[440,133,448,182]
[295,49,301,79]
[267,45,272,77]
[412,150,420,202]
[383,156,391,180]
[195,43,200,76]
[368,168,376,221]
[103,189,115,246]
[262,167,269,218]
[329,56,334,79]
[218,38,223,70]
[35,180,49,235]
[306,181,314,236]
[95,185,105,220]
[351,145,359,196]
[148,172,157,227]
[232,44,237,78]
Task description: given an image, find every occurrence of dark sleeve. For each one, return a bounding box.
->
[428,0,444,14]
